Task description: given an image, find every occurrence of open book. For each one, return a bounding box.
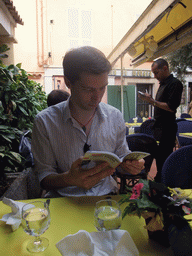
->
[81,151,150,169]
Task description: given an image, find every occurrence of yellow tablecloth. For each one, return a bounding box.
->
[125,122,142,127]
[179,132,192,138]
[0,195,175,256]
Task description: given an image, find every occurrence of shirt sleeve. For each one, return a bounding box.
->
[31,115,58,182]
[167,80,183,111]
[113,110,131,159]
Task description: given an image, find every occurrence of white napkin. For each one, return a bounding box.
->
[56,229,139,256]
[0,197,29,231]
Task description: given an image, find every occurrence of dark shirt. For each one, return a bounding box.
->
[154,74,183,126]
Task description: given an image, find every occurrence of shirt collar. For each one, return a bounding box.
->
[64,100,106,123]
[95,102,107,122]
[160,74,173,86]
[63,97,71,123]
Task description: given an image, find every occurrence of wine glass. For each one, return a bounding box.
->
[94,199,122,232]
[21,200,51,253]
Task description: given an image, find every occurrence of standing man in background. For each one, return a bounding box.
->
[138,58,183,182]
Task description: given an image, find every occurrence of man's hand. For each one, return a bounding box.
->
[138,92,154,105]
[119,159,145,175]
[41,158,115,191]
[64,158,115,190]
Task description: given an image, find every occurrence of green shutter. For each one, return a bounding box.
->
[124,85,136,122]
[107,85,136,122]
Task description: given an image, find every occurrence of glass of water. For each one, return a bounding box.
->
[94,199,122,231]
[21,200,51,253]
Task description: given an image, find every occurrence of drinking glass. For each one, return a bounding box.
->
[21,200,51,253]
[94,199,122,232]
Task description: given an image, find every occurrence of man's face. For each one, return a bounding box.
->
[69,72,108,111]
[151,63,167,82]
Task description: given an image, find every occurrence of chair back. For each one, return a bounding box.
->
[128,117,143,123]
[161,145,192,188]
[19,130,34,167]
[137,117,143,123]
[2,168,42,200]
[180,113,191,118]
[126,133,158,173]
[139,119,155,136]
[176,118,187,123]
[177,120,192,146]
[128,118,134,123]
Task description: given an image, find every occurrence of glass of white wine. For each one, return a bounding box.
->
[94,199,122,232]
[21,200,51,253]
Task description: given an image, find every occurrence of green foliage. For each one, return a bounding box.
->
[0,63,47,176]
[0,44,10,54]
[166,43,192,84]
[0,44,10,65]
[119,179,159,218]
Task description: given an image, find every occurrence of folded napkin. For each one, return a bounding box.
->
[0,197,30,231]
[56,229,139,256]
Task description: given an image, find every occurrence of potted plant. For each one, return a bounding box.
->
[0,58,47,196]
[119,179,192,255]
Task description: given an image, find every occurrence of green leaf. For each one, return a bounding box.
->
[9,151,22,163]
[1,134,12,142]
[16,63,22,69]
[0,125,10,130]
[0,146,5,151]
[0,153,5,158]
[18,105,28,116]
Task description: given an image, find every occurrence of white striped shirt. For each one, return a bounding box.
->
[31,98,130,196]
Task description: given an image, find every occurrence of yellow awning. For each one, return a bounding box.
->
[107,0,192,67]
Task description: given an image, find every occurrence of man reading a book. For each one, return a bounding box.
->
[31,46,145,197]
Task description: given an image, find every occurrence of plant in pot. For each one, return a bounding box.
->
[0,59,47,196]
[119,179,192,255]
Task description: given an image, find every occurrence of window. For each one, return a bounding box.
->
[137,84,153,118]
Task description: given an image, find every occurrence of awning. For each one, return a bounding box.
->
[107,0,192,68]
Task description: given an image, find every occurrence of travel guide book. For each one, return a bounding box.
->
[81,151,150,169]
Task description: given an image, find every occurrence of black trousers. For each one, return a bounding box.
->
[153,122,177,183]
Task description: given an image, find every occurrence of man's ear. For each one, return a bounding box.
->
[64,76,71,89]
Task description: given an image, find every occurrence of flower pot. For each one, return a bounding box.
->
[145,217,170,247]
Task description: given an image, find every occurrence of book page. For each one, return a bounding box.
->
[82,151,121,169]
[123,151,150,161]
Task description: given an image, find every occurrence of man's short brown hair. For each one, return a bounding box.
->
[63,46,111,84]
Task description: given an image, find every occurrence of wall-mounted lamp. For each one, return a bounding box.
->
[148,38,158,51]
[127,36,158,58]
[127,45,137,57]
[145,48,154,58]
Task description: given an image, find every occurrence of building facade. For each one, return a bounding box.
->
[1,0,191,121]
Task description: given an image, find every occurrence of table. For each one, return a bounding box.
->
[0,195,174,256]
[125,123,142,134]
[125,122,142,127]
